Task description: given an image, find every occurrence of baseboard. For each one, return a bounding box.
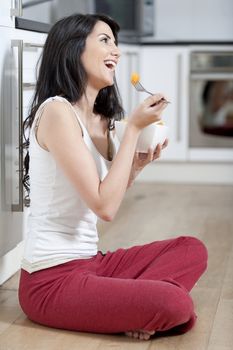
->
[136,162,233,184]
[0,241,24,285]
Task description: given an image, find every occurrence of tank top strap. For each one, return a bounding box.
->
[31,97,54,132]
[66,102,87,137]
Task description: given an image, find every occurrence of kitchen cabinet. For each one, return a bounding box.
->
[0,0,15,27]
[140,46,189,161]
[0,25,46,283]
[115,44,140,116]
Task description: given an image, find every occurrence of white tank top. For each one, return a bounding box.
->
[21,96,119,273]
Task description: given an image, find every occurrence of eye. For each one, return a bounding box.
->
[100,36,108,43]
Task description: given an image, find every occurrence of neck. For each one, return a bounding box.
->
[77,85,99,117]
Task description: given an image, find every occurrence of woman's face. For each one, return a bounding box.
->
[81,21,121,90]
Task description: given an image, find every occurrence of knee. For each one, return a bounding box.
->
[163,287,194,328]
[180,236,208,270]
[192,237,208,268]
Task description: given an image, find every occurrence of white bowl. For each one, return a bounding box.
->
[115,120,169,153]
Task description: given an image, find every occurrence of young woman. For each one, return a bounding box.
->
[19,14,208,341]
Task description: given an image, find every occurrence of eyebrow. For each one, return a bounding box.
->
[98,33,116,44]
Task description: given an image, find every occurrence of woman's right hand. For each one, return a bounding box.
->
[128,94,168,131]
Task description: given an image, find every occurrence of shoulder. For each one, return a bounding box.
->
[37,98,82,149]
[42,98,73,119]
[40,98,80,130]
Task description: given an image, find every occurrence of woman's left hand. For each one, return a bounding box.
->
[127,139,168,188]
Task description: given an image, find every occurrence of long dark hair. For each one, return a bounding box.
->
[23,13,124,201]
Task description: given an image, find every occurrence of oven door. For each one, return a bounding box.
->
[189,71,233,161]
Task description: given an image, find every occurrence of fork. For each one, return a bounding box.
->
[131,73,170,105]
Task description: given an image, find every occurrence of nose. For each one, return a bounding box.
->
[111,44,121,59]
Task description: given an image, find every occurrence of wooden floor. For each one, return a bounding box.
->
[1,183,233,350]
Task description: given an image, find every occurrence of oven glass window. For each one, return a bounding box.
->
[190,51,233,149]
[201,80,233,133]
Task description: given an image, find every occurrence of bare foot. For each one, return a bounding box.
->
[125,330,155,340]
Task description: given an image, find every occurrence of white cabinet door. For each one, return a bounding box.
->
[140,46,189,160]
[0,0,15,27]
[115,44,140,116]
[0,26,46,262]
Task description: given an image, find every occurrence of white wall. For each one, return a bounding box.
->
[153,0,233,40]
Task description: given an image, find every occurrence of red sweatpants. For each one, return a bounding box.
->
[18,236,208,335]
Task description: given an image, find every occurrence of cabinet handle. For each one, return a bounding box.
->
[23,82,36,89]
[11,0,23,17]
[11,40,24,212]
[125,52,133,113]
[176,53,182,142]
[125,51,139,113]
[190,73,233,80]
[24,42,44,49]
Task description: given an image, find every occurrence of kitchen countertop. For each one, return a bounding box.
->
[15,18,233,46]
[119,39,233,46]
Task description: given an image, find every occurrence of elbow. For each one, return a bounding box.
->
[97,206,116,222]
[94,198,119,222]
[99,211,115,222]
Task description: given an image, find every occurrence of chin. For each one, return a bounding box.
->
[94,73,115,90]
[103,72,115,87]
[100,80,114,89]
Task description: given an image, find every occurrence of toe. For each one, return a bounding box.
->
[133,331,139,339]
[143,333,150,340]
[125,331,132,337]
[139,333,145,340]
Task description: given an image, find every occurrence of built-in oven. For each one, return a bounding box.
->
[189,51,233,157]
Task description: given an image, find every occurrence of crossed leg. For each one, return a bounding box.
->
[19,236,208,340]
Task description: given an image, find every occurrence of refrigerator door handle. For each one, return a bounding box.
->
[10,0,23,17]
[11,40,24,212]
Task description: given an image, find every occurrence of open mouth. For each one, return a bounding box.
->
[104,60,117,71]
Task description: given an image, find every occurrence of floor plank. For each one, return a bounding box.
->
[0,289,23,335]
[207,299,233,350]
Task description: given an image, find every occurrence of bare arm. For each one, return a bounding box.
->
[40,95,167,221]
